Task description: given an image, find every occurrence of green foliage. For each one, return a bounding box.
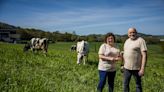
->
[0,42,163,92]
[87,35,97,42]
[160,41,164,52]
[1,21,164,44]
[144,36,160,44]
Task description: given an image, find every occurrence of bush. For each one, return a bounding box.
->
[160,41,164,52]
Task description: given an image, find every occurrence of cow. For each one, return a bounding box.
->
[76,40,89,65]
[70,44,77,51]
[23,38,48,54]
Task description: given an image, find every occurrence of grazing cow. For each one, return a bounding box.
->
[23,38,48,54]
[70,44,77,51]
[76,40,89,65]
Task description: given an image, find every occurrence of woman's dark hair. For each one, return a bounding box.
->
[104,32,116,43]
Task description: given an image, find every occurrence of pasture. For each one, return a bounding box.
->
[0,42,164,92]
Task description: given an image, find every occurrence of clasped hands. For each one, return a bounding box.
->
[111,55,122,61]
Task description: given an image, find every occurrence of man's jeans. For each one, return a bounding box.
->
[97,70,116,92]
[123,69,142,92]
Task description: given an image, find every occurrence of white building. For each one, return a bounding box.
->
[0,29,20,43]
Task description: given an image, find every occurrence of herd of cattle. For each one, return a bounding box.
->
[23,38,89,64]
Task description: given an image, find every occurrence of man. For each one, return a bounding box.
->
[123,28,147,92]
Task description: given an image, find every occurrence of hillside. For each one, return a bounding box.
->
[0,21,163,43]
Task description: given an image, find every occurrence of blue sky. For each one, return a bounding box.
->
[0,0,164,35]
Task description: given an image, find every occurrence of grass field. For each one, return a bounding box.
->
[0,42,164,92]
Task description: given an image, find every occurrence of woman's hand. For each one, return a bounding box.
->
[113,56,122,61]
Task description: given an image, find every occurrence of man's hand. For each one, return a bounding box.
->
[138,69,144,76]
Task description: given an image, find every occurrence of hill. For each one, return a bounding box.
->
[0,21,163,43]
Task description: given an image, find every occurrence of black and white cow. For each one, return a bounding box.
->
[23,38,48,54]
[70,44,77,51]
[76,40,89,65]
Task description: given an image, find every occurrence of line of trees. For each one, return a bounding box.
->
[0,22,163,44]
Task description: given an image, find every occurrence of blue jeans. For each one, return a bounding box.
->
[123,69,142,92]
[97,70,116,92]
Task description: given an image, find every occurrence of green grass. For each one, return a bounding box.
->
[0,42,163,92]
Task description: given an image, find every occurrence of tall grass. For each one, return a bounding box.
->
[0,42,163,92]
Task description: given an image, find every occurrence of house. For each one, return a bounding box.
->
[160,39,164,42]
[0,29,20,43]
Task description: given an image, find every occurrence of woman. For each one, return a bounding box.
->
[97,32,121,92]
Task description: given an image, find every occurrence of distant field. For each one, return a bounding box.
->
[0,42,163,92]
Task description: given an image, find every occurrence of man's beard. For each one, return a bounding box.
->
[130,35,137,40]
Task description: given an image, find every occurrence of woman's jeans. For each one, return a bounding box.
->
[123,69,142,92]
[97,70,116,92]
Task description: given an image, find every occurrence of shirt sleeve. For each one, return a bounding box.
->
[140,38,147,51]
[98,44,105,55]
[115,44,120,55]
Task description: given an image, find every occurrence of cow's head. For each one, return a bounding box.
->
[23,43,31,52]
